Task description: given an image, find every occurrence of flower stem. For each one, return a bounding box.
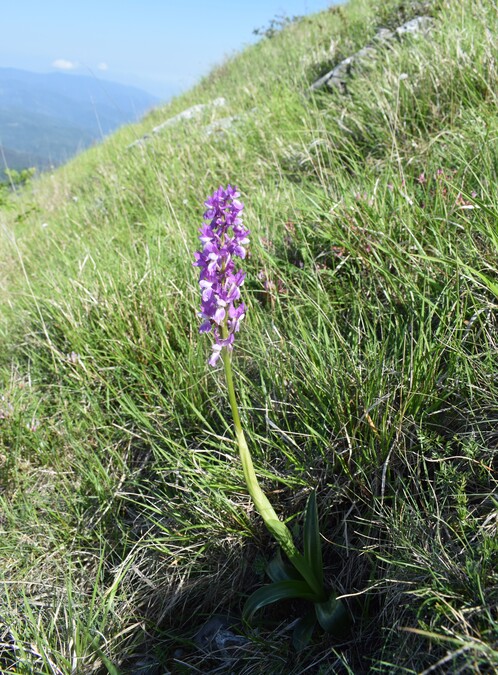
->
[221,346,324,599]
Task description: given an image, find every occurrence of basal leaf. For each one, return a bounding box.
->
[315,594,350,634]
[292,611,317,651]
[267,549,301,583]
[243,580,317,621]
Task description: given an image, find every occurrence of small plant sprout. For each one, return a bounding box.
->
[194,186,348,647]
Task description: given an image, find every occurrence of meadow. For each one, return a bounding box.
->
[0,0,496,672]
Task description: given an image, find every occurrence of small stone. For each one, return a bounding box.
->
[194,615,249,654]
[395,16,434,38]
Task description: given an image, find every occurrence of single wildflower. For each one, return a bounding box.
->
[27,419,39,432]
[331,245,346,258]
[194,185,250,366]
[192,187,348,640]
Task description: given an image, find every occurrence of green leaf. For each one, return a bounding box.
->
[303,491,324,591]
[292,611,317,651]
[94,647,121,675]
[243,580,318,621]
[315,594,350,634]
[267,549,301,583]
[461,265,498,299]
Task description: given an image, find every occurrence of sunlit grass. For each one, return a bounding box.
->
[0,0,497,672]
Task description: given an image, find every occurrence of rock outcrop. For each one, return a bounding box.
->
[128,97,227,149]
[311,16,434,93]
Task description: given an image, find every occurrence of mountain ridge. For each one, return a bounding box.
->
[0,67,159,175]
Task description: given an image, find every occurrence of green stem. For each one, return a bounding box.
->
[221,344,324,599]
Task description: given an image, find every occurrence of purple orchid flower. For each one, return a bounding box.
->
[194,185,249,365]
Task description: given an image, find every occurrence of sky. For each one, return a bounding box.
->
[1,0,341,100]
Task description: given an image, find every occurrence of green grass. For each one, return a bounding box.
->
[0,0,497,672]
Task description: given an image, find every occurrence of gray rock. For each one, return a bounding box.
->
[194,615,249,655]
[127,98,226,149]
[373,27,394,42]
[152,97,226,133]
[204,115,240,137]
[395,16,434,38]
[311,15,434,92]
[310,45,375,93]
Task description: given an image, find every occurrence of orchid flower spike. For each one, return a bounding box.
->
[193,185,250,366]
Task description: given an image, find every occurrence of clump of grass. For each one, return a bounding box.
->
[0,0,497,672]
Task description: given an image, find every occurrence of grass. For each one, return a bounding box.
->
[0,0,497,672]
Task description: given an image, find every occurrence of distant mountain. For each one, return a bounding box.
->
[0,68,159,175]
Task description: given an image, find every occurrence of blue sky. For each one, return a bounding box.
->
[1,0,340,100]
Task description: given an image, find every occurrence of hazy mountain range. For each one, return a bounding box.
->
[0,67,159,176]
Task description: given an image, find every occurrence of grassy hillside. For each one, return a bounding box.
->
[0,0,496,673]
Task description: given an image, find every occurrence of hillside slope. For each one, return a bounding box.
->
[0,0,496,673]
